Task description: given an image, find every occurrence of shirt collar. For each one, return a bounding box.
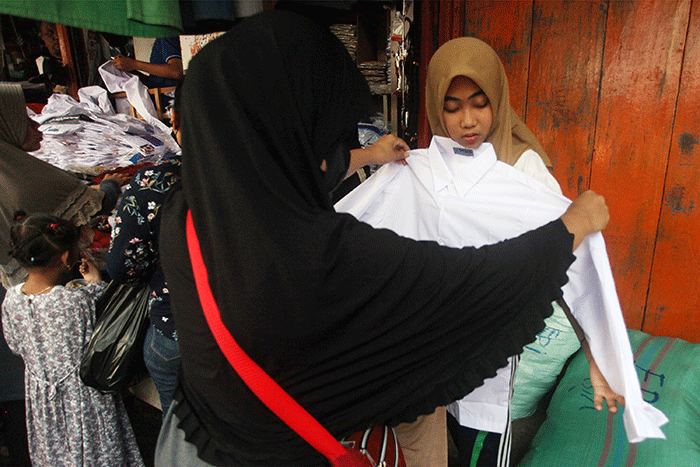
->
[419,136,497,198]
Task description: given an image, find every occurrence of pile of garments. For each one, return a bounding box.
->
[29,89,178,176]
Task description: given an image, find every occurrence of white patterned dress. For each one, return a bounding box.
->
[1,282,144,467]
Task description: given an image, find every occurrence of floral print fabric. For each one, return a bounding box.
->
[2,282,144,466]
[107,158,181,339]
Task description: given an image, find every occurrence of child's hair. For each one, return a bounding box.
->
[8,211,80,268]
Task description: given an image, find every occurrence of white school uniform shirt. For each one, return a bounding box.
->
[335,136,668,442]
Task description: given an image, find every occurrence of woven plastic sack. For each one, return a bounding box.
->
[519,329,699,466]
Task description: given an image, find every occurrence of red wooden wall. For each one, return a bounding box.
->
[419,0,700,343]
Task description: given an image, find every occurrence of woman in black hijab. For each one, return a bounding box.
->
[156,11,609,466]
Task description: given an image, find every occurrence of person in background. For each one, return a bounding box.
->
[2,212,144,466]
[106,84,184,417]
[35,22,68,94]
[153,12,609,466]
[0,82,124,289]
[111,37,184,89]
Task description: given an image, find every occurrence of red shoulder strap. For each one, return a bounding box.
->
[185,210,359,465]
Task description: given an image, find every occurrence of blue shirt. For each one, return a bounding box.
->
[148,37,182,88]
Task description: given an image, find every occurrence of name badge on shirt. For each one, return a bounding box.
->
[453,147,474,157]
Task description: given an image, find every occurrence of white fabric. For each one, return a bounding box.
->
[449,360,511,434]
[445,146,563,433]
[98,61,135,93]
[33,93,93,124]
[98,62,172,136]
[78,85,115,115]
[35,56,45,75]
[31,93,179,175]
[335,136,668,443]
[514,149,561,194]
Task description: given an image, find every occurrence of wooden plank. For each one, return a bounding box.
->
[436,1,468,48]
[464,0,534,117]
[418,1,467,148]
[55,24,79,99]
[418,1,436,148]
[590,0,690,330]
[645,0,700,342]
[527,0,607,200]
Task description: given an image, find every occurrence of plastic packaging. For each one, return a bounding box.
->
[80,281,150,394]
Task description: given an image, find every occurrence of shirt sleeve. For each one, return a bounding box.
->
[514,149,562,194]
[1,297,20,355]
[160,37,182,62]
[82,281,109,301]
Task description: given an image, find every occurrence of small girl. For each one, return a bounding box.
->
[2,211,144,466]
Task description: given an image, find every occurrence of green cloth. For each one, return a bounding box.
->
[0,0,182,37]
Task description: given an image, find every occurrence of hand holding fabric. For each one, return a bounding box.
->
[559,190,609,250]
[111,55,136,72]
[364,134,410,165]
[347,134,409,177]
[589,356,626,412]
[80,258,102,283]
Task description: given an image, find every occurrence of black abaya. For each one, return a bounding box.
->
[160,11,575,466]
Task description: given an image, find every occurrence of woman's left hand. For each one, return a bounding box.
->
[589,358,625,412]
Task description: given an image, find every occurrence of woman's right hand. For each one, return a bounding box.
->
[560,190,609,251]
[103,172,131,186]
[79,258,103,283]
[111,55,136,72]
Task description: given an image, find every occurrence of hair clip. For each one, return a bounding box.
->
[48,223,58,230]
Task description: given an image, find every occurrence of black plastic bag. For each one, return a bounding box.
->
[80,281,150,394]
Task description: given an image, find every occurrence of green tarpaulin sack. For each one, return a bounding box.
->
[519,329,700,466]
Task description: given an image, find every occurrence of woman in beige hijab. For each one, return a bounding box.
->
[0,82,105,287]
[413,37,622,467]
[395,36,568,467]
[426,36,559,192]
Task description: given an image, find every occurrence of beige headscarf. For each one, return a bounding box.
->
[0,82,103,274]
[426,37,551,167]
